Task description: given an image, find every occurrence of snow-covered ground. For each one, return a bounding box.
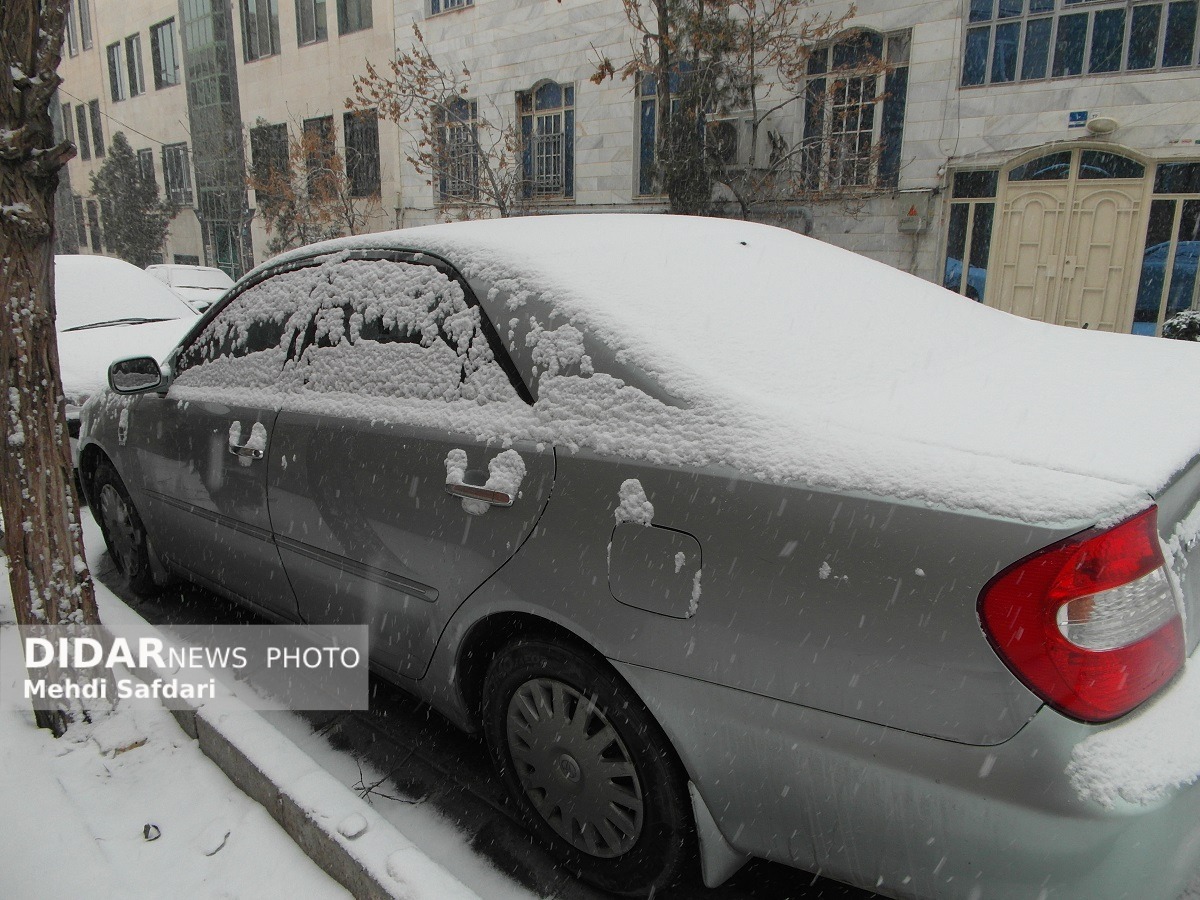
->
[0,626,350,898]
[0,511,545,900]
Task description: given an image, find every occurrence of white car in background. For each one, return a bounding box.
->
[56,255,199,452]
[146,263,235,313]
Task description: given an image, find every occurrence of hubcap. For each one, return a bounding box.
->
[505,677,644,858]
[98,484,138,576]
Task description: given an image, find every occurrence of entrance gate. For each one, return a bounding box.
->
[990,148,1146,332]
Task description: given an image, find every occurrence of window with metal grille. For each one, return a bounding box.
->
[241,0,281,62]
[962,0,1200,86]
[163,143,193,205]
[344,110,380,197]
[518,82,574,200]
[436,98,479,201]
[150,19,180,88]
[802,30,909,192]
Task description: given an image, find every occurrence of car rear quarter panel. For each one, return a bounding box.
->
[618,659,1200,900]
[444,449,1086,747]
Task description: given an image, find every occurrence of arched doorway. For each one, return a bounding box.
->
[990,146,1146,331]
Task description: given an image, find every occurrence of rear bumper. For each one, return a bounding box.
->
[615,661,1200,900]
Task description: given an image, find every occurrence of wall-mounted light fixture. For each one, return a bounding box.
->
[1086,116,1120,135]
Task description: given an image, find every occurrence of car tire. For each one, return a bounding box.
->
[92,459,160,596]
[482,638,695,896]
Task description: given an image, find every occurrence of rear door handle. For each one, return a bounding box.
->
[227,421,267,460]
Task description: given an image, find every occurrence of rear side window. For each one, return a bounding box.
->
[174,257,516,403]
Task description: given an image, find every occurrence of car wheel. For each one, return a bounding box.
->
[92,459,159,596]
[482,638,695,896]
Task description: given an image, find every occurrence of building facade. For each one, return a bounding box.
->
[55,0,1200,334]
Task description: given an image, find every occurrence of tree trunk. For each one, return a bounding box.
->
[2,0,100,736]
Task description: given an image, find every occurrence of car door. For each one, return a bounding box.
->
[126,266,326,620]
[264,255,555,678]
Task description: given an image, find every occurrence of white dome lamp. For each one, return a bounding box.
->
[1086,115,1120,136]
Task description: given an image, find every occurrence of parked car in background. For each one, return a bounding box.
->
[79,216,1200,899]
[145,263,235,313]
[55,255,198,455]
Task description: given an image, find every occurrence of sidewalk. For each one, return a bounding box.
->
[0,620,351,898]
[0,518,491,900]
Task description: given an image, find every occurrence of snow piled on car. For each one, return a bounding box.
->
[245,217,1200,525]
[1068,659,1200,807]
[174,258,513,406]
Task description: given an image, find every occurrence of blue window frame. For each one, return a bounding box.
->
[518,82,574,200]
[429,0,472,13]
[1134,163,1200,335]
[634,71,684,197]
[943,170,998,304]
[963,0,1200,85]
[802,30,909,191]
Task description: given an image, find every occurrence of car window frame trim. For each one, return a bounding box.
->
[170,248,534,405]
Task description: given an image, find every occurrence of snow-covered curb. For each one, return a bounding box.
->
[95,601,479,900]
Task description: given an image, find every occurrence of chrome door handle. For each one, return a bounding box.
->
[444,483,514,507]
[227,421,266,460]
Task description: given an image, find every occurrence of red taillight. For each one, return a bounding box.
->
[978,506,1184,723]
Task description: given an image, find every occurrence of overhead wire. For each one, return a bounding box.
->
[58,86,188,149]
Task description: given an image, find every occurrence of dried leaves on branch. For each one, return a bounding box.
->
[349,25,526,219]
[593,0,889,217]
[250,120,380,256]
[2,0,102,736]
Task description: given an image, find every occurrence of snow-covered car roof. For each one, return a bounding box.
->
[259,215,1200,526]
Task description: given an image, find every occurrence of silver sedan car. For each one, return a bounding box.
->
[79,215,1200,899]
